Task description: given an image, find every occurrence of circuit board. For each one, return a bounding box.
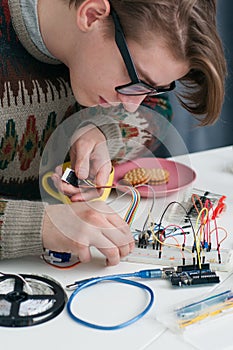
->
[122,187,230,271]
[167,263,220,286]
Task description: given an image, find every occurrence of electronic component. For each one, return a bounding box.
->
[167,263,220,287]
[46,250,72,263]
[61,168,80,187]
[42,250,80,268]
[0,273,66,327]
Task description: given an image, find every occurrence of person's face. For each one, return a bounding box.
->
[68,28,189,112]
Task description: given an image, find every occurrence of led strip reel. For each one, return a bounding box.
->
[0,273,66,327]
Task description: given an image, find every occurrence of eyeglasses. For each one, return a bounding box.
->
[111,8,176,97]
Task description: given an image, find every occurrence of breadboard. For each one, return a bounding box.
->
[121,246,233,272]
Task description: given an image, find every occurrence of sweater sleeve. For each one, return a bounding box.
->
[0,199,46,260]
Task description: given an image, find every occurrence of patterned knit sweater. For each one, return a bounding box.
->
[0,0,172,260]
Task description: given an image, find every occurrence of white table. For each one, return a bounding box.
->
[1,146,233,350]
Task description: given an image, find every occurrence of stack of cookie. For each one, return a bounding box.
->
[123,167,169,186]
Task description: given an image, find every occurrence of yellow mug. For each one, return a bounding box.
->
[42,162,115,203]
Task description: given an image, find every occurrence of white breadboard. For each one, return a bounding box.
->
[121,246,233,272]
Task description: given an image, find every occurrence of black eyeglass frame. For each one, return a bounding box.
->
[111,8,176,96]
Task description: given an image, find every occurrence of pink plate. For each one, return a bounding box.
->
[113,158,196,198]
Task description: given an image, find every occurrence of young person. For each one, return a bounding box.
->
[0,0,226,265]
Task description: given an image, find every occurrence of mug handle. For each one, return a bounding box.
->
[42,166,115,203]
[42,171,71,204]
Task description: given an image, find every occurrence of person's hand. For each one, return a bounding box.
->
[42,201,134,266]
[52,124,112,201]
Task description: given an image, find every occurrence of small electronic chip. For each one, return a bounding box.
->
[61,168,80,187]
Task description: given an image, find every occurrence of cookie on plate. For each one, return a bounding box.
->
[123,167,151,186]
[147,168,169,185]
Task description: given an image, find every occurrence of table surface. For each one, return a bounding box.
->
[1,145,233,350]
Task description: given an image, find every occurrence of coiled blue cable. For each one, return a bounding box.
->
[67,275,155,330]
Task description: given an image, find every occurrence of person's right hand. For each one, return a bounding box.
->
[51,124,112,202]
[42,200,134,266]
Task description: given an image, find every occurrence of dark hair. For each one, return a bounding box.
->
[69,0,227,125]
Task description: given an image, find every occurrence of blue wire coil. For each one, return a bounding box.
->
[67,276,154,330]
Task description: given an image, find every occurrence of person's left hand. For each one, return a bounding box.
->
[51,124,112,201]
[43,200,134,266]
